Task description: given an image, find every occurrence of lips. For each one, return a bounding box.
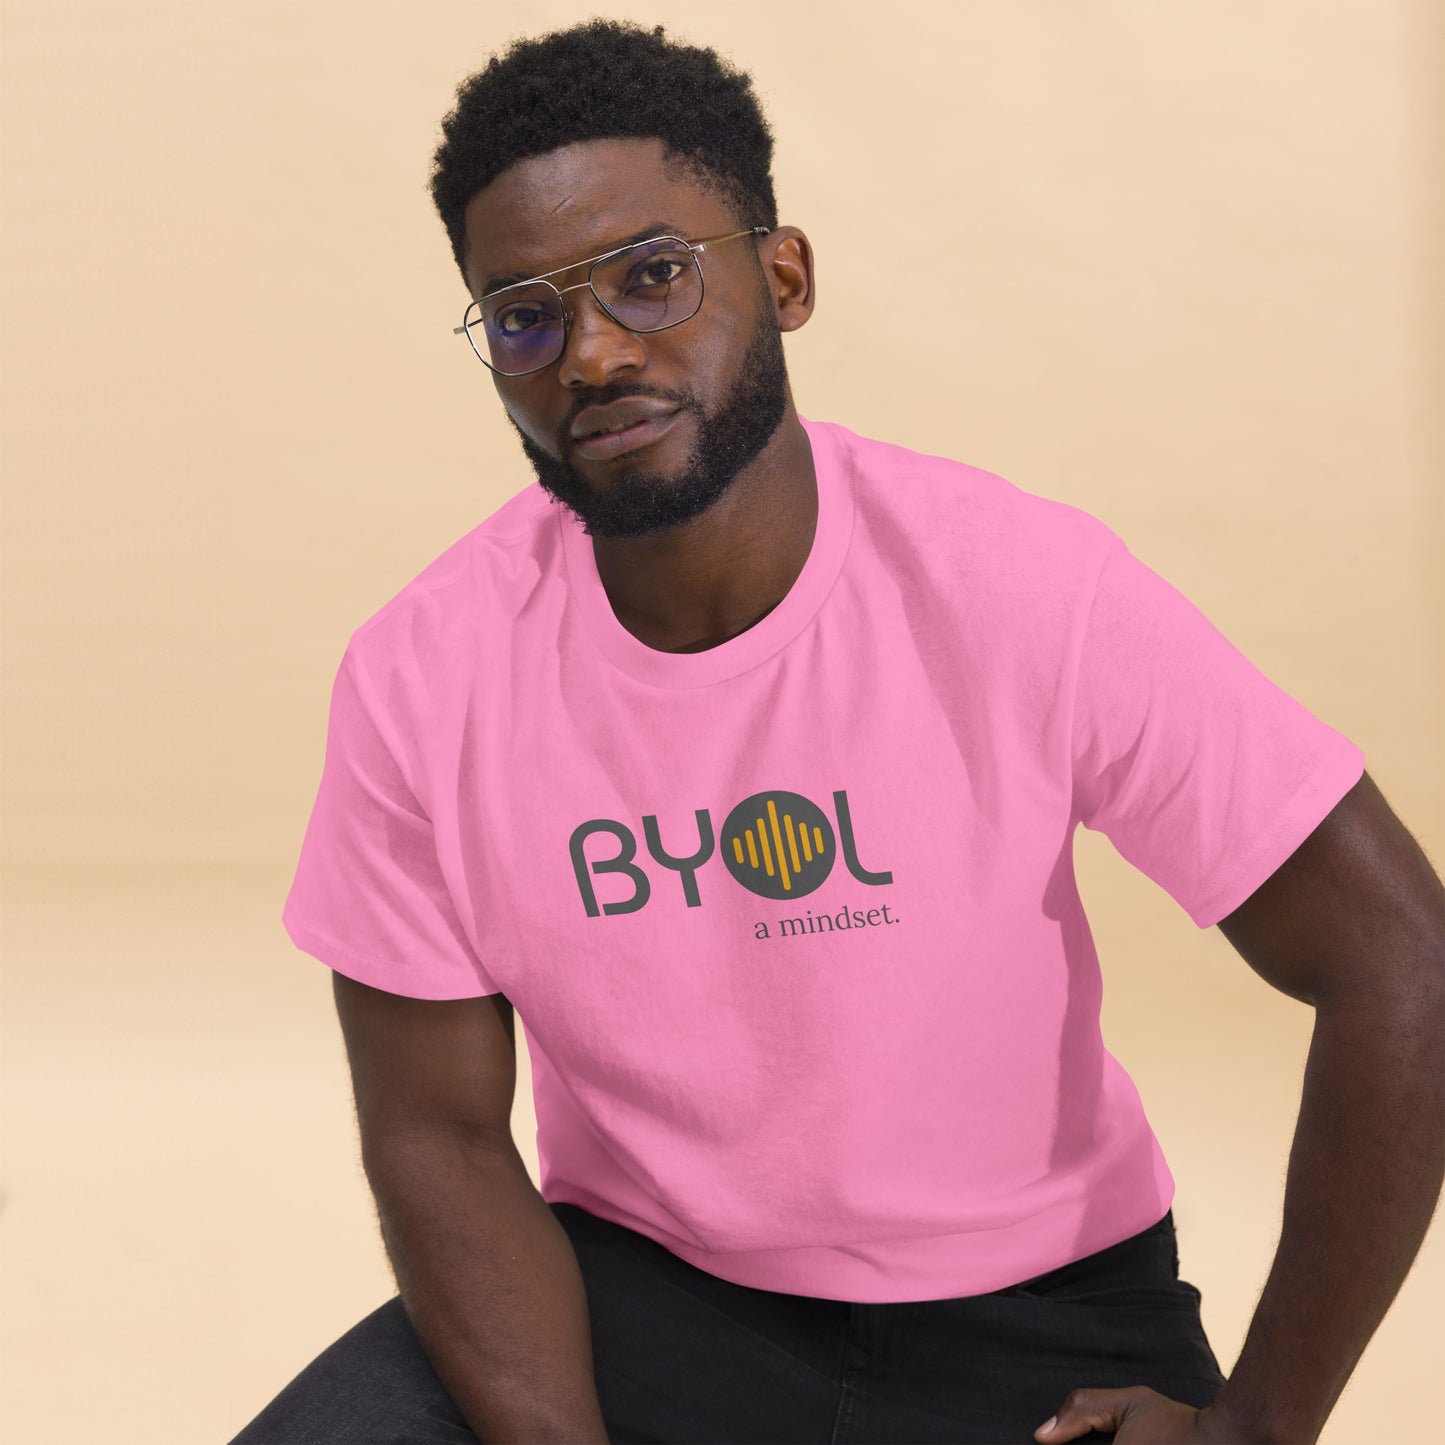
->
[569,399,683,462]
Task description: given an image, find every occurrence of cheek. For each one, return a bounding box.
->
[702,284,765,364]
[672,307,750,398]
[495,384,553,446]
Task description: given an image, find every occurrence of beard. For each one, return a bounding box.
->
[507,309,790,540]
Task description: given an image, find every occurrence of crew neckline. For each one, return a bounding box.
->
[558,415,854,689]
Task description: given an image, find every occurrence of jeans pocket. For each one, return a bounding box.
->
[1014,1278,1203,1311]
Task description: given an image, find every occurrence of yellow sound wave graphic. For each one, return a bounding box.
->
[729,805,826,893]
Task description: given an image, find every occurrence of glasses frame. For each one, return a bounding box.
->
[453,226,771,377]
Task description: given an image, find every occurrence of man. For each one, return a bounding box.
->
[233,20,1445,1445]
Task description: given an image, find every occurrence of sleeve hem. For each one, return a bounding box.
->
[282,910,502,1001]
[1185,743,1367,930]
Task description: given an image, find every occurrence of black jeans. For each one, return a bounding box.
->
[231,1202,1225,1445]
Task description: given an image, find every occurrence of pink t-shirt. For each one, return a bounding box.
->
[283,417,1364,1302]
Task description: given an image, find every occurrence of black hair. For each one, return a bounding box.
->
[428,19,779,287]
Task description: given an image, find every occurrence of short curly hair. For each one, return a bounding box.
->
[428,20,778,287]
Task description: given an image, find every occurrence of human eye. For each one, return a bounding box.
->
[494,300,554,334]
[623,254,689,293]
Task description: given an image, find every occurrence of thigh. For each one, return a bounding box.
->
[228,1297,476,1445]
[553,1202,847,1445]
[229,1204,851,1445]
[835,1211,1227,1445]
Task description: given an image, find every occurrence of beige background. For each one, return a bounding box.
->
[2,2,1441,1442]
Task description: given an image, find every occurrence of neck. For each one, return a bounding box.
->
[590,404,817,654]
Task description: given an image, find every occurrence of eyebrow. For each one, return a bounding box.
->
[480,222,685,297]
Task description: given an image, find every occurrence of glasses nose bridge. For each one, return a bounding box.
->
[552,274,634,341]
[551,279,651,383]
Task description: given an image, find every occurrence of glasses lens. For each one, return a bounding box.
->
[470,285,566,374]
[592,238,702,333]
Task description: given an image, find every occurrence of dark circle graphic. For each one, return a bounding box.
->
[720,790,835,900]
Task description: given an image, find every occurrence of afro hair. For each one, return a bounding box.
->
[428,19,779,286]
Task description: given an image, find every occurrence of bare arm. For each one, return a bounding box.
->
[1032,771,1445,1445]
[333,972,610,1444]
[1205,771,1445,1444]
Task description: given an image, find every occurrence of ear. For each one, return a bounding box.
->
[762,226,815,332]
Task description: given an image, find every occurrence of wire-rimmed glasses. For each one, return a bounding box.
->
[453,226,769,377]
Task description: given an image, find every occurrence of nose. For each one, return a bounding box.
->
[555,287,648,389]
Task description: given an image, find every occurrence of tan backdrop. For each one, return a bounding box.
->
[2,2,1441,1442]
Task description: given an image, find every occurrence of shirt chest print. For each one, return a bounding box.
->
[568,788,895,921]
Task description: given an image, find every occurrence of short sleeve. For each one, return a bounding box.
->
[281,645,501,999]
[1070,534,1366,929]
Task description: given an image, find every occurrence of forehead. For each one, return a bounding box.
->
[461,137,738,298]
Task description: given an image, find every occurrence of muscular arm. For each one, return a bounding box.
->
[333,973,610,1444]
[1205,771,1445,1443]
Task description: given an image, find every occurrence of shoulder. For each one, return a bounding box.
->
[345,482,558,664]
[806,416,1118,600]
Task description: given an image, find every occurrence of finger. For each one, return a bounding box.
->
[1036,1386,1143,1441]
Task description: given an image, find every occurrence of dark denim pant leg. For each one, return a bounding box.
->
[229,1205,1226,1445]
[833,1210,1228,1445]
[228,1294,476,1445]
[557,1202,846,1444]
[228,1201,847,1445]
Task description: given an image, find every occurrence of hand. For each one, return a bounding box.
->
[1035,1387,1260,1443]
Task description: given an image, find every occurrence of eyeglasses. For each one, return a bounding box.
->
[453,226,769,377]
